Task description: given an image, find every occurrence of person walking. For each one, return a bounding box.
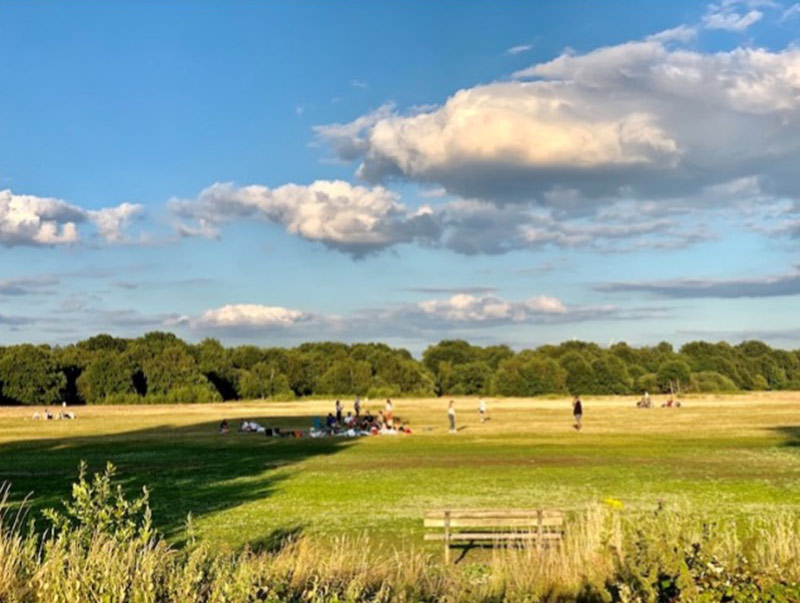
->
[572,395,583,431]
[478,397,487,423]
[448,400,456,433]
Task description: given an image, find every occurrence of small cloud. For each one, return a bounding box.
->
[349,79,368,89]
[419,186,448,198]
[507,44,533,55]
[781,2,800,20]
[295,105,305,116]
[406,286,497,295]
[646,25,697,43]
[703,2,763,31]
[191,304,312,329]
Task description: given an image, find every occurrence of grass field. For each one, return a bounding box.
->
[2,393,799,550]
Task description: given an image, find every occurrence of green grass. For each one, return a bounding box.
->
[2,393,800,549]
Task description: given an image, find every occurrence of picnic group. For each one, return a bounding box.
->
[31,402,76,420]
[219,397,414,438]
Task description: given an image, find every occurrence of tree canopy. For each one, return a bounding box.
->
[0,334,797,405]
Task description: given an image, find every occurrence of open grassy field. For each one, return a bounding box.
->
[2,393,799,550]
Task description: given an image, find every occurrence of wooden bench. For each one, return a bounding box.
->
[424,509,564,563]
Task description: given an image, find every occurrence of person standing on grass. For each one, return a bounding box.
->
[354,395,361,417]
[478,397,487,423]
[572,395,583,431]
[335,399,343,424]
[385,399,394,424]
[448,400,456,433]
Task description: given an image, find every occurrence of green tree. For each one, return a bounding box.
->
[592,355,632,394]
[317,358,372,395]
[239,362,292,399]
[76,350,137,404]
[656,359,692,393]
[0,344,66,405]
[450,361,492,395]
[559,351,597,395]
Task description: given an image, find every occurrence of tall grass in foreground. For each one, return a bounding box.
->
[1,468,799,603]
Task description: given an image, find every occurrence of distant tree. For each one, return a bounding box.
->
[492,355,566,396]
[592,355,632,394]
[76,334,129,354]
[193,338,239,400]
[689,371,738,393]
[53,345,92,404]
[317,358,372,396]
[450,361,492,395]
[77,350,137,404]
[559,352,597,395]
[239,362,292,399]
[656,359,692,393]
[0,344,65,405]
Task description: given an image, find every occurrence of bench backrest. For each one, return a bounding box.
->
[424,509,563,530]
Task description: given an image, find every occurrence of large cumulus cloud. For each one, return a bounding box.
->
[316,40,800,208]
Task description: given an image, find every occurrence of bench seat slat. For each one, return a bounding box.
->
[424,509,562,519]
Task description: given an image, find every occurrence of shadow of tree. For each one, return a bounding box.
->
[0,415,353,543]
[771,426,800,447]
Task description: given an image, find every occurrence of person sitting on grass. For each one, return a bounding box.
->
[219,419,229,434]
[343,411,355,427]
[326,412,337,430]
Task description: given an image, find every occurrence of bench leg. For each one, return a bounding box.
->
[444,510,451,565]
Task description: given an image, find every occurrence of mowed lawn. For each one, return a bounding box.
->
[1,393,799,549]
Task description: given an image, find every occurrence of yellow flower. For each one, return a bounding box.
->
[603,497,624,510]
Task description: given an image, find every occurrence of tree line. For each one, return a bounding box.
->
[0,333,798,405]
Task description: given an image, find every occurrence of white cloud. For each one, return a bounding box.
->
[349,79,368,89]
[646,25,698,43]
[507,44,533,55]
[191,304,311,329]
[0,190,82,246]
[170,180,440,257]
[782,2,800,20]
[317,40,800,208]
[89,202,144,243]
[702,3,763,31]
[0,189,144,247]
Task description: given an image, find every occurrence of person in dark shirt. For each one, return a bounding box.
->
[572,395,583,431]
[335,400,343,424]
[326,412,337,430]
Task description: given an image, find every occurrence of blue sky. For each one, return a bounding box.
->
[2,0,800,354]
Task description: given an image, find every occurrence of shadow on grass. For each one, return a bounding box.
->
[770,426,800,447]
[0,414,353,544]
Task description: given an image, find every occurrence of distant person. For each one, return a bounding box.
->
[335,399,343,424]
[326,412,337,429]
[32,410,41,420]
[572,396,583,431]
[44,408,53,420]
[448,400,456,434]
[354,395,361,417]
[643,391,651,407]
[219,419,229,434]
[385,399,394,423]
[478,398,487,423]
[344,411,355,427]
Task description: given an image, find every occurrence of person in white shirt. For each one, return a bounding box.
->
[478,398,487,422]
[448,400,456,433]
